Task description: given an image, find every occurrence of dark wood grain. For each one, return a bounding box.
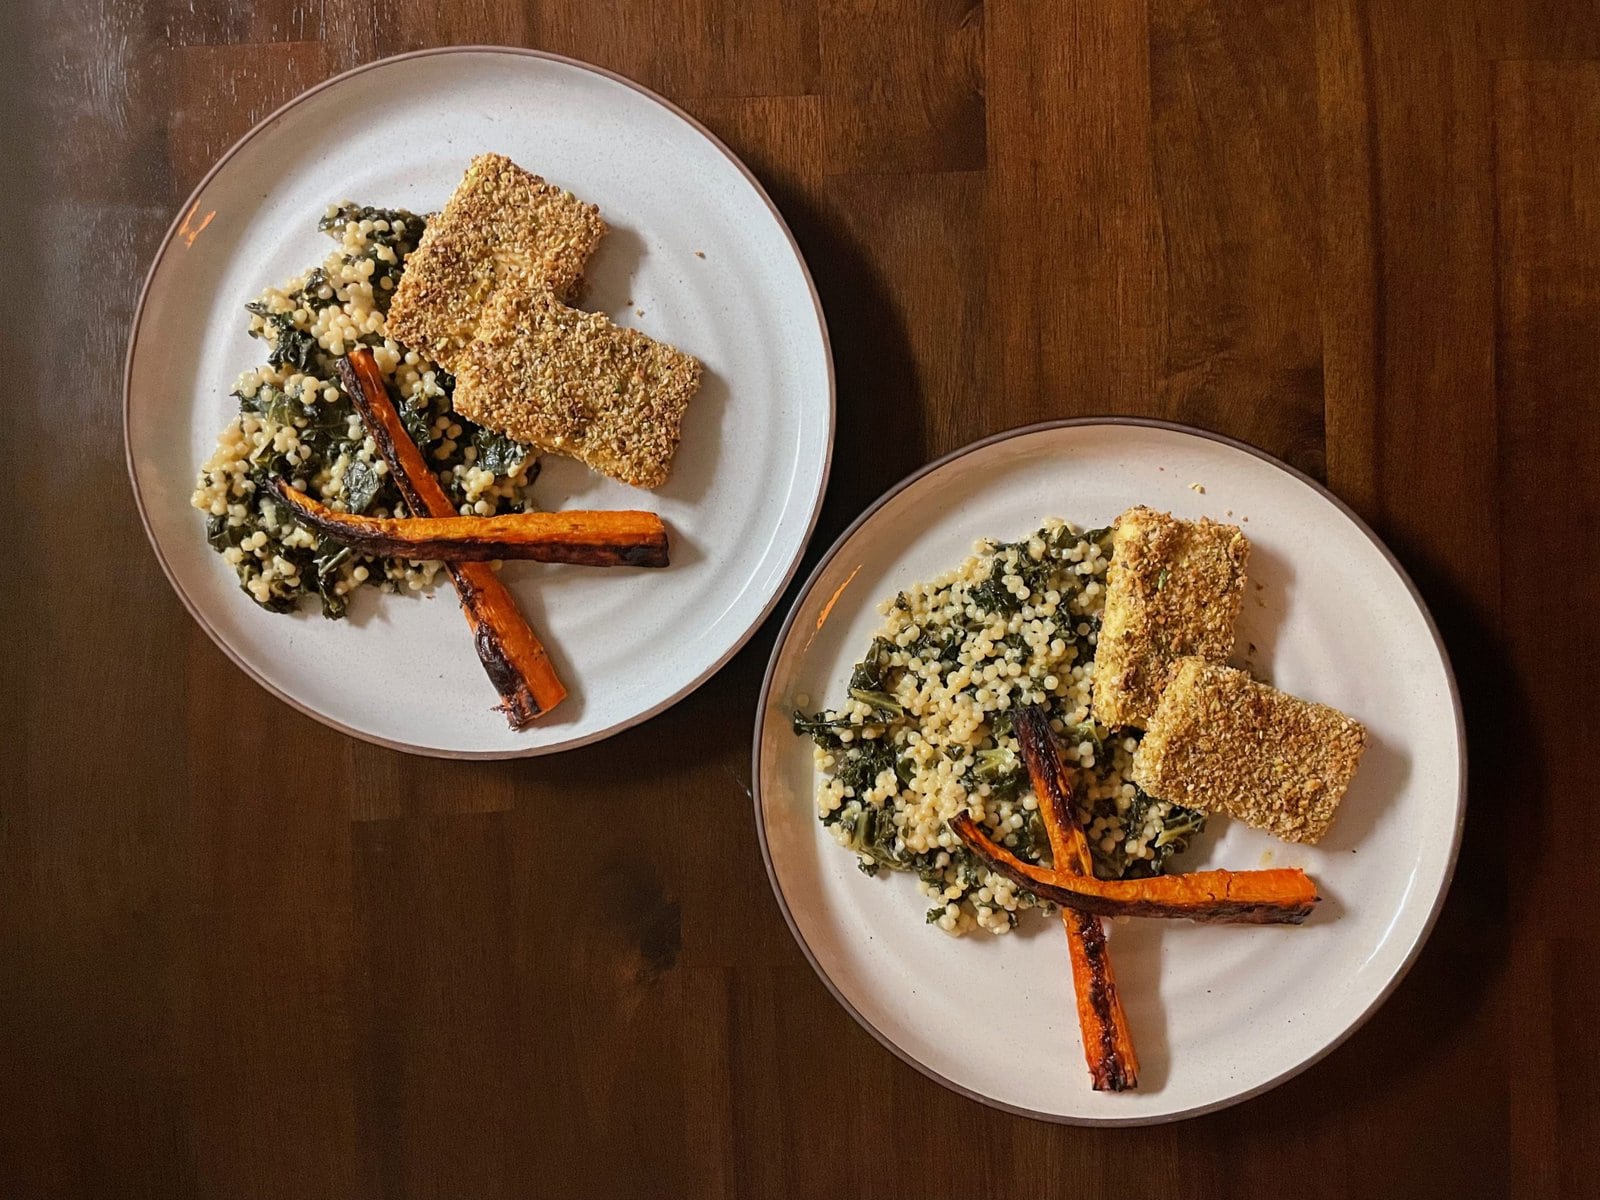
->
[2,1,1596,1196]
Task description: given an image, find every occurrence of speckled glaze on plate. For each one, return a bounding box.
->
[754,420,1464,1124]
[126,47,834,757]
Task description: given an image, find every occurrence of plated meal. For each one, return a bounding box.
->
[128,47,833,758]
[793,505,1365,1089]
[190,153,702,727]
[755,421,1463,1123]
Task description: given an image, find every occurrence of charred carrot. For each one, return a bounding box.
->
[1016,706,1139,1091]
[268,478,669,568]
[337,348,567,726]
[950,814,1319,924]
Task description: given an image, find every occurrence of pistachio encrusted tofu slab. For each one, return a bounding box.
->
[387,153,606,367]
[1091,506,1249,728]
[1132,659,1367,845]
[453,283,703,489]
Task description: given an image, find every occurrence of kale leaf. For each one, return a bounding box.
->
[245,302,318,372]
[204,513,247,552]
[833,799,910,869]
[910,622,961,667]
[399,396,432,445]
[967,575,1021,615]
[291,267,339,311]
[834,738,905,796]
[239,383,300,427]
[848,637,895,693]
[317,203,424,238]
[791,710,855,747]
[341,460,382,515]
[473,427,530,476]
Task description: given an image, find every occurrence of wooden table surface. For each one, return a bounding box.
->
[4,1,1596,1196]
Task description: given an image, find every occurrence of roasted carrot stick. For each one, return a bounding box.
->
[1015,706,1139,1091]
[268,478,669,567]
[950,815,1319,924]
[337,348,567,726]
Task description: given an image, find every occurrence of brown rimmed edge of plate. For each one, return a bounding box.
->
[122,45,836,759]
[749,416,1468,1127]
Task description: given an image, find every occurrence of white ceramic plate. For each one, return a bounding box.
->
[754,420,1464,1124]
[126,47,833,757]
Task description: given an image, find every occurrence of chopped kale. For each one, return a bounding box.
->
[341,459,382,515]
[399,394,432,444]
[832,800,909,868]
[246,444,297,486]
[239,383,300,427]
[966,745,1020,793]
[239,576,296,614]
[291,267,339,311]
[300,394,355,439]
[1020,810,1051,861]
[204,513,247,552]
[834,738,902,796]
[313,537,352,579]
[303,538,353,619]
[1058,719,1104,758]
[317,203,424,238]
[791,710,857,746]
[314,580,348,619]
[847,637,896,693]
[911,622,961,667]
[847,688,904,719]
[472,427,530,476]
[1146,804,1206,874]
[999,630,1030,659]
[245,303,319,372]
[967,574,1021,615]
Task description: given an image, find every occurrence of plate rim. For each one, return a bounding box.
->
[750,416,1467,1126]
[123,45,836,760]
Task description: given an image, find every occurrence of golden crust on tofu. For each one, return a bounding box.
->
[452,283,703,490]
[1132,659,1367,845]
[386,153,606,367]
[1091,506,1249,728]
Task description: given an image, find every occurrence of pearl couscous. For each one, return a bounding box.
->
[793,521,1207,936]
[190,203,540,617]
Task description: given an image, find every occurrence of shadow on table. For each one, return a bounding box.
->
[1195,558,1530,1126]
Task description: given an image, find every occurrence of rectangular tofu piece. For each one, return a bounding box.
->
[387,153,606,367]
[1132,659,1367,844]
[452,283,703,489]
[1091,506,1249,728]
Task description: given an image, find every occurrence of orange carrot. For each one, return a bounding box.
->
[337,348,567,726]
[268,478,669,567]
[1016,706,1139,1091]
[949,815,1319,924]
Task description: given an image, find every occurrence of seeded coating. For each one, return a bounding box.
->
[386,153,607,367]
[1091,506,1250,728]
[452,283,703,490]
[1131,659,1367,845]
